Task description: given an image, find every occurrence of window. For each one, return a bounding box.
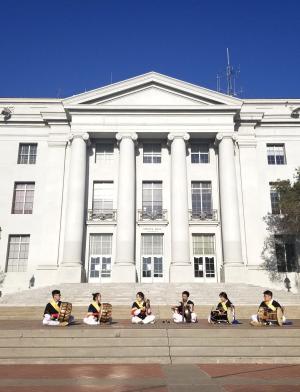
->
[193,234,215,278]
[142,181,163,217]
[270,183,280,215]
[6,235,30,272]
[143,143,161,163]
[191,143,209,163]
[93,182,113,212]
[95,142,114,162]
[12,182,35,214]
[17,143,37,164]
[141,234,163,279]
[89,234,112,279]
[275,235,297,273]
[191,182,212,215]
[267,144,286,165]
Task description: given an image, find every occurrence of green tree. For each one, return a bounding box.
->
[261,169,300,287]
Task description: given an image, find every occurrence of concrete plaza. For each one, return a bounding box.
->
[0,363,300,391]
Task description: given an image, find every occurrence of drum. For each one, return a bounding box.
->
[257,306,283,326]
[227,307,234,324]
[277,307,284,326]
[100,303,112,323]
[183,304,192,323]
[58,302,72,323]
[209,309,221,323]
[210,307,233,323]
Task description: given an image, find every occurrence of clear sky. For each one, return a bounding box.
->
[1,0,299,99]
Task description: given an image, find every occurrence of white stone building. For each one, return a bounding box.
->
[0,72,299,293]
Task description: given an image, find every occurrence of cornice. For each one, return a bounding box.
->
[64,105,241,115]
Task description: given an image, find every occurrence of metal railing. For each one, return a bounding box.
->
[137,209,168,221]
[189,209,218,221]
[87,209,117,222]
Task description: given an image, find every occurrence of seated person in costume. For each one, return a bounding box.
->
[251,290,285,326]
[83,292,101,325]
[172,291,197,323]
[208,292,235,324]
[43,289,74,326]
[131,291,155,324]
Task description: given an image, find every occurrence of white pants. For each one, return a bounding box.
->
[173,312,197,323]
[42,314,59,326]
[83,315,100,325]
[251,314,286,323]
[132,314,155,324]
[42,314,74,326]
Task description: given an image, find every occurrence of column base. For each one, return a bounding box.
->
[57,264,84,283]
[35,265,58,287]
[170,263,193,282]
[221,263,245,283]
[112,263,136,283]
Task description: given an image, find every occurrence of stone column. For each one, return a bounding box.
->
[112,132,138,282]
[238,118,265,285]
[215,132,244,281]
[60,133,89,283]
[168,132,192,282]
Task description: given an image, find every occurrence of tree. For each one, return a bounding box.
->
[261,168,300,287]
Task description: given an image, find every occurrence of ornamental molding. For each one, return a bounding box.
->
[167,132,190,142]
[116,132,138,141]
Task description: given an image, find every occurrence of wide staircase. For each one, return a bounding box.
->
[0,323,300,364]
[1,282,299,320]
[1,282,300,305]
[0,283,299,364]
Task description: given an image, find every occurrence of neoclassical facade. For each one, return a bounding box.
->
[0,72,299,293]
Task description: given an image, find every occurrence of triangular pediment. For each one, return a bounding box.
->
[63,72,241,107]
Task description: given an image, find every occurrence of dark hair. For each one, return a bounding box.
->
[182,291,190,297]
[219,292,228,300]
[52,289,60,297]
[136,291,145,300]
[263,290,273,297]
[92,292,100,301]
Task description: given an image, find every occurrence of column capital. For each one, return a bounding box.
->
[116,132,138,142]
[167,132,190,142]
[215,132,237,144]
[68,132,90,143]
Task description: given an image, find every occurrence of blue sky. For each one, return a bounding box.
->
[1,0,299,99]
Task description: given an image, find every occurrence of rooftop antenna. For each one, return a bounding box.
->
[110,72,113,84]
[226,48,234,96]
[216,73,221,93]
[216,48,242,97]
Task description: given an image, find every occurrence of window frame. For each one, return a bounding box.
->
[190,143,210,164]
[267,144,286,165]
[143,142,162,164]
[11,182,35,214]
[95,142,114,163]
[6,234,30,272]
[192,234,216,279]
[191,181,212,214]
[17,143,37,165]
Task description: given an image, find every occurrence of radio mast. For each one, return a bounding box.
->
[217,48,242,97]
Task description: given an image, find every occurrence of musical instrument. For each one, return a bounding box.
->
[227,307,234,324]
[182,301,192,323]
[100,303,112,323]
[257,306,283,326]
[210,305,234,324]
[58,302,72,324]
[145,299,151,315]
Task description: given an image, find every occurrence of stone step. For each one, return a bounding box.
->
[0,337,168,347]
[1,305,300,319]
[1,282,299,305]
[1,336,300,348]
[0,325,300,364]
